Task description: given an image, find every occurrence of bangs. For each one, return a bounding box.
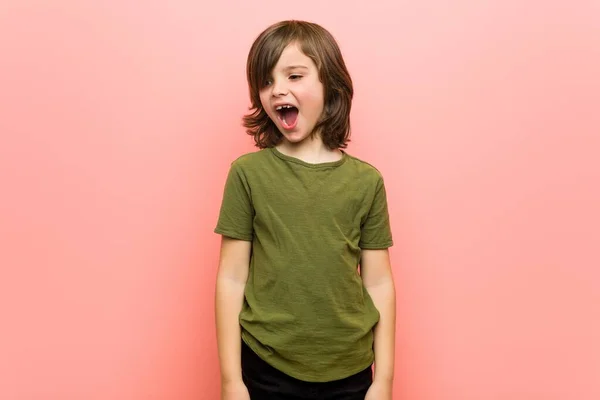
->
[251,41,289,89]
[247,25,306,91]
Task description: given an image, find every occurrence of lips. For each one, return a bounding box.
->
[274,104,299,130]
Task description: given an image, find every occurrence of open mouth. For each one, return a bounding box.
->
[275,105,299,130]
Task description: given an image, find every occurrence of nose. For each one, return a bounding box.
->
[271,78,288,97]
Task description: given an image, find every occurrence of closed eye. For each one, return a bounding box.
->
[289,74,302,81]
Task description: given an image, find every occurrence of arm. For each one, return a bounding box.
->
[361,248,396,386]
[215,236,251,387]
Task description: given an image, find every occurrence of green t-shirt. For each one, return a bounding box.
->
[214,147,393,382]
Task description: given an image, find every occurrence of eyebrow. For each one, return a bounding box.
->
[283,65,309,71]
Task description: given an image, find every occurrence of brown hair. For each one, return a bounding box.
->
[242,20,354,150]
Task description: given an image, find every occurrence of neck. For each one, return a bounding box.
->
[276,136,342,164]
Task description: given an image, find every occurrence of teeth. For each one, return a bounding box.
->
[276,105,294,111]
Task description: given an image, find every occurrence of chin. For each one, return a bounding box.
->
[277,126,305,141]
[282,132,311,144]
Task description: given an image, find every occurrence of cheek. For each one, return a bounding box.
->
[303,83,324,109]
[259,93,268,109]
[305,92,325,114]
[258,95,273,118]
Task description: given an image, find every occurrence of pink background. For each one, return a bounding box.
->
[1,1,599,399]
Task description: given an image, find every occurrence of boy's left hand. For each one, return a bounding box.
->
[365,379,393,400]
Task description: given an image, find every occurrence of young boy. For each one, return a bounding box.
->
[214,20,396,400]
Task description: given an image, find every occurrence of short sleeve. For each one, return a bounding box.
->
[359,176,393,249]
[214,161,254,241]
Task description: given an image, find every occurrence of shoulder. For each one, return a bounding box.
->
[229,148,272,170]
[343,152,386,184]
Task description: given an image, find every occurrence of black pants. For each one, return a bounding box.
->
[241,341,372,400]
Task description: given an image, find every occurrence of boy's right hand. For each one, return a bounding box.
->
[221,380,250,400]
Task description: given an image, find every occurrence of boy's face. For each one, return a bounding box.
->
[259,42,325,146]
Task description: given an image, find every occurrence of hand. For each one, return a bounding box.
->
[221,380,251,400]
[365,379,392,400]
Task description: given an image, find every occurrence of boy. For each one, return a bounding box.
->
[215,20,395,400]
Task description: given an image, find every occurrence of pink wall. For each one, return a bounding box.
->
[1,1,599,399]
